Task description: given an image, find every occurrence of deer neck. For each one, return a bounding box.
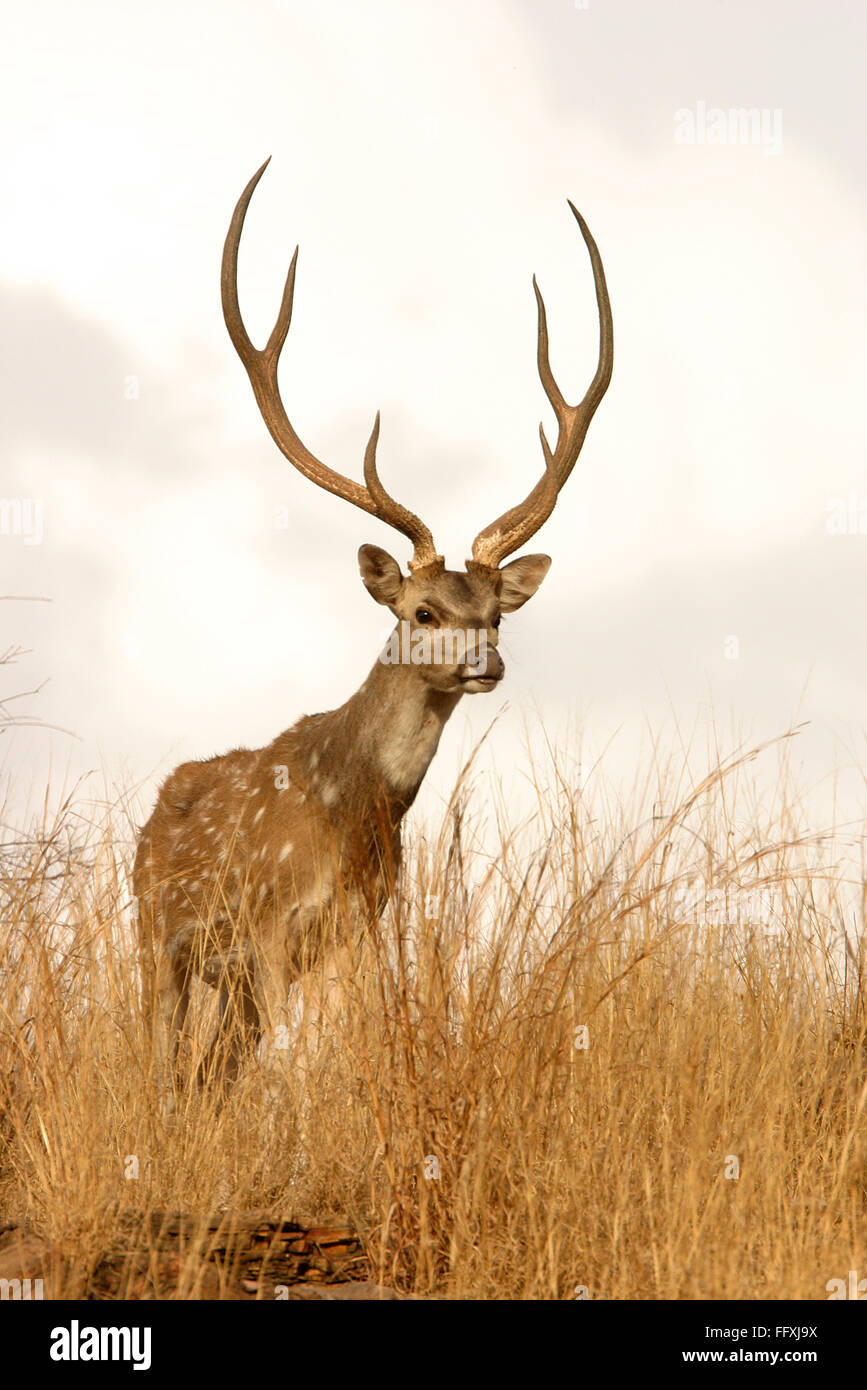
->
[288,647,462,824]
[341,653,461,811]
[347,653,462,812]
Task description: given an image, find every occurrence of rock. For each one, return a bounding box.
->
[0,1227,64,1299]
[0,1212,378,1301]
[283,1281,400,1300]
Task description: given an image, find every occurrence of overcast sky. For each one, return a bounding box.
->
[1,0,864,849]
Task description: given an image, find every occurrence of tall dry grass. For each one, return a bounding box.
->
[0,718,865,1299]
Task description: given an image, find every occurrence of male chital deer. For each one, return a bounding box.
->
[134,159,612,1084]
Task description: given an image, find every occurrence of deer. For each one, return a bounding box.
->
[133,158,613,1088]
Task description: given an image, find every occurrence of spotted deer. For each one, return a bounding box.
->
[133,159,613,1084]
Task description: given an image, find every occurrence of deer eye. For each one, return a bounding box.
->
[415,607,434,624]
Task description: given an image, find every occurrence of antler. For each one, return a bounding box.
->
[222,159,442,571]
[471,201,613,569]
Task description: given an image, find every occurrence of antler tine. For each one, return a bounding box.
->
[222,159,441,570]
[471,201,613,570]
[363,414,442,570]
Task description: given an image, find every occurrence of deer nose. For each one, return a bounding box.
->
[459,647,505,684]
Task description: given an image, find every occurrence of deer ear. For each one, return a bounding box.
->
[358,544,405,606]
[498,554,552,612]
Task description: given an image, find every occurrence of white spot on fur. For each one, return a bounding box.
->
[279,841,293,862]
[252,806,265,825]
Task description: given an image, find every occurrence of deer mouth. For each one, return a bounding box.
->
[459,674,500,692]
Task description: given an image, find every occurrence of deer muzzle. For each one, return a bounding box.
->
[459,646,505,689]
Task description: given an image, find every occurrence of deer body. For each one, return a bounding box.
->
[134,159,612,1085]
[135,647,454,1077]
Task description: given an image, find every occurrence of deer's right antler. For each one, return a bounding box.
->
[222,159,443,572]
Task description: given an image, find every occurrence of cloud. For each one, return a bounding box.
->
[0,0,862,841]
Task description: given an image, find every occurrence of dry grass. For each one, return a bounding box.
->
[0,719,865,1300]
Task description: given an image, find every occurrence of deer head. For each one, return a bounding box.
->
[221,159,613,699]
